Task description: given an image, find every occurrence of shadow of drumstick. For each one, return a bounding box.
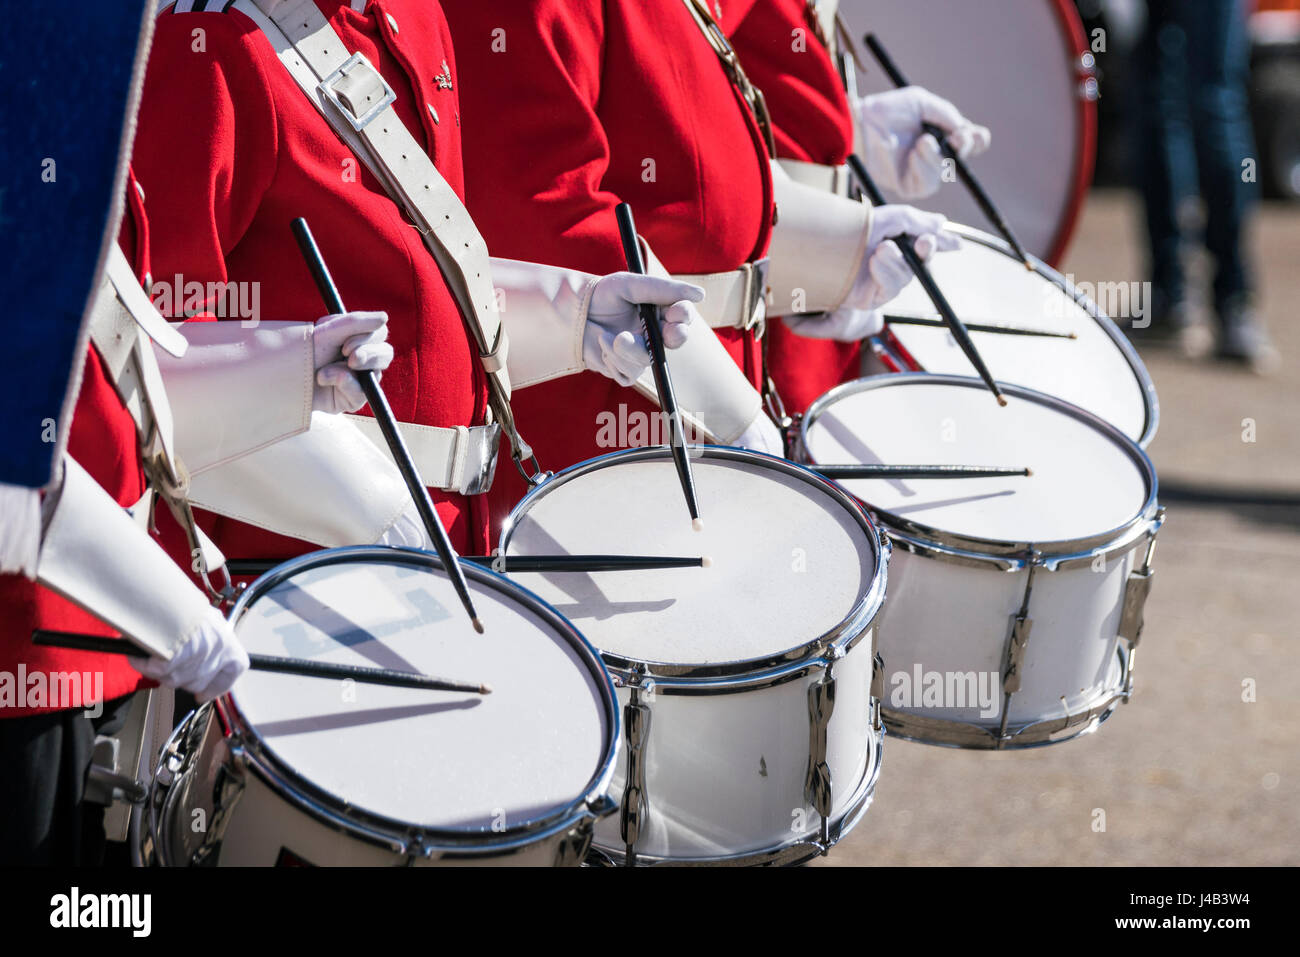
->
[265,580,424,674]
[256,699,480,737]
[886,489,1017,516]
[818,413,917,498]
[508,518,676,623]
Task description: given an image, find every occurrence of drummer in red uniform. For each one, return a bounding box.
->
[725,0,991,413]
[136,0,705,562]
[443,0,963,532]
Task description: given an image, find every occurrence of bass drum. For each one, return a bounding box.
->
[839,0,1097,266]
[864,224,1158,448]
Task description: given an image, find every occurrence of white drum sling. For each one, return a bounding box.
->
[147,547,620,866]
[802,375,1164,749]
[500,447,889,865]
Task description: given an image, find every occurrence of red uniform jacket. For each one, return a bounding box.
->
[727,0,863,414]
[136,0,490,559]
[442,0,775,536]
[0,177,155,717]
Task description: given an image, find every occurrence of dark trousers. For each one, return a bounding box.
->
[0,694,134,866]
[1134,0,1257,314]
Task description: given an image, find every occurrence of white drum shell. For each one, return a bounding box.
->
[593,633,880,863]
[155,706,593,867]
[879,547,1131,737]
[501,447,889,864]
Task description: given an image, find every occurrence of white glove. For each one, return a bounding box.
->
[731,411,785,455]
[855,86,991,200]
[847,206,962,312]
[583,273,703,386]
[376,500,434,550]
[783,308,884,343]
[312,311,394,413]
[130,605,250,703]
[0,483,43,578]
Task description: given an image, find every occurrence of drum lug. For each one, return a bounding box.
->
[870,652,885,733]
[998,551,1042,747]
[619,683,652,867]
[804,661,837,851]
[1119,509,1164,649]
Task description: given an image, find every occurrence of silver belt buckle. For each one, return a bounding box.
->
[740,258,770,335]
[319,52,396,132]
[460,423,502,496]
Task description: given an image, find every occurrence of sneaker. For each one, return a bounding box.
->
[1216,299,1280,373]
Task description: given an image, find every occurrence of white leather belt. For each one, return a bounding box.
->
[678,258,770,333]
[777,159,855,198]
[345,415,500,496]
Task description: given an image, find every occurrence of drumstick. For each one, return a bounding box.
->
[31,630,492,695]
[613,203,702,531]
[223,555,713,578]
[846,154,1007,406]
[290,218,483,634]
[813,464,1031,480]
[884,314,1077,340]
[862,33,1034,271]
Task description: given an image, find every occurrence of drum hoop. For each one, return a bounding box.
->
[881,645,1131,750]
[589,719,884,867]
[883,223,1159,448]
[801,373,1161,570]
[217,546,621,855]
[498,446,890,684]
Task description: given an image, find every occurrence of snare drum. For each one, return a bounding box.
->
[499,447,889,865]
[802,375,1164,749]
[866,225,1159,447]
[148,547,619,866]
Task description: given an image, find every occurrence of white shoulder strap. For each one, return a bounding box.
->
[233,0,533,467]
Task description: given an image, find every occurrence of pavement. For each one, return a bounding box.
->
[816,189,1300,866]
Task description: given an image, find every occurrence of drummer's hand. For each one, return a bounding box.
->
[583,273,703,386]
[130,605,250,703]
[312,311,395,414]
[855,86,991,200]
[732,411,784,456]
[847,206,961,311]
[783,308,884,343]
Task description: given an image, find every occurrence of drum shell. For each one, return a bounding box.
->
[593,635,882,865]
[500,446,891,864]
[153,704,601,867]
[877,545,1136,740]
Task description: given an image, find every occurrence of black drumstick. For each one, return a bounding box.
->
[613,203,702,531]
[224,555,712,578]
[31,630,491,694]
[813,464,1031,480]
[884,314,1076,340]
[863,33,1034,271]
[846,154,1006,406]
[291,218,483,634]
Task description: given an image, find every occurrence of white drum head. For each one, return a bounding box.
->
[502,451,879,668]
[883,227,1154,445]
[804,376,1154,548]
[228,553,613,832]
[839,0,1094,265]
